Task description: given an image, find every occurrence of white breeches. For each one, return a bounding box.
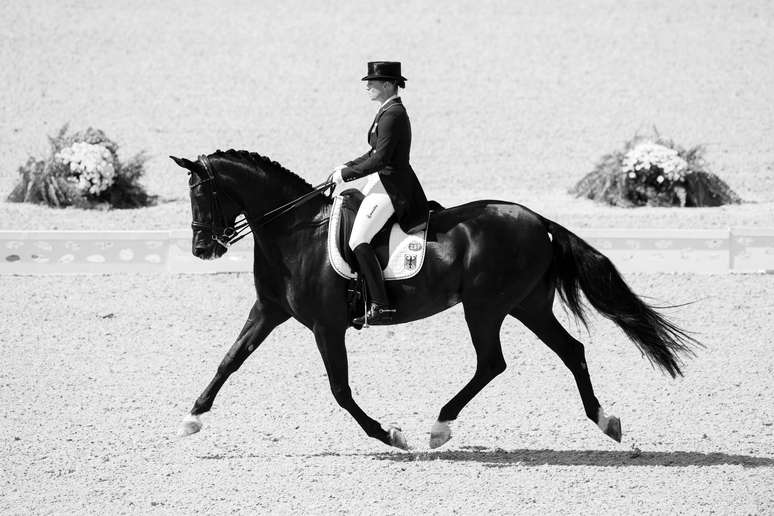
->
[348,175,395,250]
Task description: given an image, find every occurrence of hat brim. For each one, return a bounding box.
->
[361,75,407,81]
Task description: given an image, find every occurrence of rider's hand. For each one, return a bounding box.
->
[328,165,345,191]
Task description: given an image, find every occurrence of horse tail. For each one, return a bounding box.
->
[538,215,700,378]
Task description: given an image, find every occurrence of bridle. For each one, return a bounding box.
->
[189,155,244,248]
[190,155,334,249]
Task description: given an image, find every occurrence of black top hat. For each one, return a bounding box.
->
[361,61,407,84]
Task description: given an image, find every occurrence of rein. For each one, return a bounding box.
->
[192,155,334,248]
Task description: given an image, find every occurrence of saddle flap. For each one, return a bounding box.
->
[328,190,428,281]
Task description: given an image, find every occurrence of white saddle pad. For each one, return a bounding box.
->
[327,195,428,281]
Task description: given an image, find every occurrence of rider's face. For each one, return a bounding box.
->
[366,80,392,102]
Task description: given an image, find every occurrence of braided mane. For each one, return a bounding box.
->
[212,149,313,192]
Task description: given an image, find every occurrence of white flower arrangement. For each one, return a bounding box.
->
[7,124,155,209]
[56,141,116,195]
[571,130,741,207]
[621,141,688,184]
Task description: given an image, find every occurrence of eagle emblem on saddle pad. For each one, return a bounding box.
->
[327,194,429,280]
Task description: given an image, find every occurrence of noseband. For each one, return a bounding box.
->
[190,155,334,249]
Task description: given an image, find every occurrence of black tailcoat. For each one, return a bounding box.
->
[343,98,429,233]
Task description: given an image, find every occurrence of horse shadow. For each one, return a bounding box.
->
[195,444,773,469]
[362,446,774,468]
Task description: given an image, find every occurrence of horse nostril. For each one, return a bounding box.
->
[192,245,210,258]
[193,239,210,251]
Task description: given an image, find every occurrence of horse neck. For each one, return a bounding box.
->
[217,156,328,244]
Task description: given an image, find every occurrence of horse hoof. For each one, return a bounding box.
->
[604,416,622,443]
[178,414,202,437]
[429,420,452,449]
[387,426,409,451]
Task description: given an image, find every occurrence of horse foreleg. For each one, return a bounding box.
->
[312,324,408,450]
[431,307,507,449]
[178,300,289,437]
[517,310,622,443]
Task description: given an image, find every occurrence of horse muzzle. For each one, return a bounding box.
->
[192,240,225,260]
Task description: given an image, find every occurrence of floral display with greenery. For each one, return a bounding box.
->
[571,132,741,207]
[7,125,156,209]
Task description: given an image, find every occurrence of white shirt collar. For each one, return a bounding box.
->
[378,94,399,110]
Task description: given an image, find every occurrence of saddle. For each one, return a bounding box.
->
[328,189,429,280]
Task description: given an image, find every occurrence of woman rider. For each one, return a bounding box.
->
[330,61,429,325]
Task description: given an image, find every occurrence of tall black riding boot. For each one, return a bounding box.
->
[352,243,395,325]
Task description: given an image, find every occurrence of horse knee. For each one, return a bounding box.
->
[217,346,251,375]
[492,358,507,377]
[557,339,586,367]
[330,384,353,408]
[216,358,237,376]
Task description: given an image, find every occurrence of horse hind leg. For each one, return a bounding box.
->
[431,306,507,449]
[514,308,622,443]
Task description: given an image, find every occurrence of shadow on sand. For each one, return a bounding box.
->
[363,447,774,468]
[196,445,773,468]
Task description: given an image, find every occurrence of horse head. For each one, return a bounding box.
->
[171,150,322,261]
[170,155,244,260]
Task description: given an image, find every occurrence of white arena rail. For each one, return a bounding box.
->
[1,228,773,274]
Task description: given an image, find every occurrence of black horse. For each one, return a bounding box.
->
[171,150,698,450]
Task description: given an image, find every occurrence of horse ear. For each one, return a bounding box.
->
[169,155,196,171]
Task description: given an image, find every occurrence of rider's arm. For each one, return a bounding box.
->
[345,151,370,169]
[341,111,400,182]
